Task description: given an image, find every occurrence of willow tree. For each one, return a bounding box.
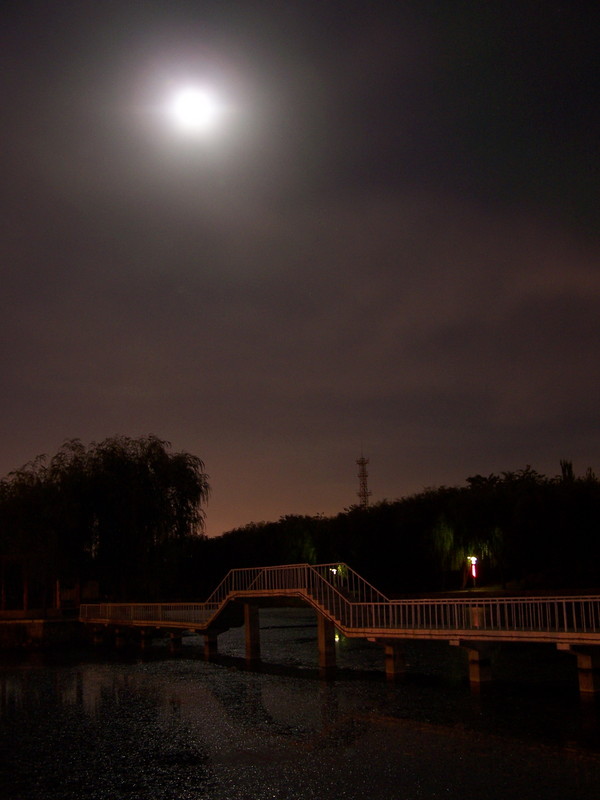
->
[0,436,210,606]
[0,455,60,610]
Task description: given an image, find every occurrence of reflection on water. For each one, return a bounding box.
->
[1,609,600,800]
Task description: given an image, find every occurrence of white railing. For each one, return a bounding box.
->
[346,596,600,634]
[80,563,600,638]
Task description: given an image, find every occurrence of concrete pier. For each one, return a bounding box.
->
[92,627,105,646]
[450,641,492,686]
[114,628,127,648]
[317,615,336,678]
[244,603,261,664]
[465,646,492,685]
[558,644,600,695]
[382,641,406,680]
[203,631,218,660]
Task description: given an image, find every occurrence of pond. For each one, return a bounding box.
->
[1,609,600,799]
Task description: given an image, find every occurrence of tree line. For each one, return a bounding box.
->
[209,461,600,595]
[0,436,209,608]
[1,437,599,609]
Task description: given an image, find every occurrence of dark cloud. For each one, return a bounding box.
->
[1,1,599,534]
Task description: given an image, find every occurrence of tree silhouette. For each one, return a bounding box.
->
[0,436,210,606]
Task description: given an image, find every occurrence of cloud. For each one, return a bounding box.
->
[1,1,599,533]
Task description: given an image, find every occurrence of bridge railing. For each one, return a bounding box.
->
[346,595,600,633]
[205,563,600,634]
[203,562,389,623]
[204,564,313,604]
[203,562,379,597]
[79,602,221,625]
[80,563,600,637]
[309,563,389,604]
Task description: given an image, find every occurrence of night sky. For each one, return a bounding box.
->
[2,1,599,536]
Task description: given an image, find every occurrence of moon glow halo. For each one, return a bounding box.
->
[169,87,222,133]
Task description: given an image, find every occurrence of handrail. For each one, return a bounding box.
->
[80,562,600,638]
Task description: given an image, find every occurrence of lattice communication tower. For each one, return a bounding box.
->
[356,455,372,509]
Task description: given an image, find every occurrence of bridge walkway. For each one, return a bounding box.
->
[80,563,600,695]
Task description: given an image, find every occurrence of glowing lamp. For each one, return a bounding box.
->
[468,556,478,579]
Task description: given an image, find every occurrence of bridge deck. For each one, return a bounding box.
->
[80,563,600,694]
[80,562,600,646]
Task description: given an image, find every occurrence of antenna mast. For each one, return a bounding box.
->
[356,454,371,509]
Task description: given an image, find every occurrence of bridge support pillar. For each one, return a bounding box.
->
[464,645,492,686]
[317,615,336,678]
[244,603,261,664]
[169,633,183,653]
[91,627,105,646]
[203,632,218,660]
[558,645,600,696]
[139,629,153,649]
[114,628,127,648]
[382,641,406,680]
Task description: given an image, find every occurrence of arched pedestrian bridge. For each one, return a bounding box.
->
[80,562,600,695]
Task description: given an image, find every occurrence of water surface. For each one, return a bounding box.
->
[1,609,600,799]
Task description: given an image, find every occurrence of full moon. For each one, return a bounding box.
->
[169,87,222,132]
